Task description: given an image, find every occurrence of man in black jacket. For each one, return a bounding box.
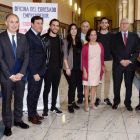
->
[41,19,63,117]
[111,18,140,111]
[26,16,46,124]
[0,14,29,136]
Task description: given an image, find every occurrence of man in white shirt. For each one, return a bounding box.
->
[0,14,29,136]
[111,18,140,111]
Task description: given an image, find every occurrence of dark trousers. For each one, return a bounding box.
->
[63,69,82,104]
[77,71,84,101]
[27,74,43,118]
[113,70,135,105]
[43,68,61,112]
[1,79,25,127]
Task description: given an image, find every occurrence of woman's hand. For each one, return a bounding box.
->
[66,69,71,76]
[83,67,87,79]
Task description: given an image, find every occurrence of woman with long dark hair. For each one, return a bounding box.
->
[63,23,83,113]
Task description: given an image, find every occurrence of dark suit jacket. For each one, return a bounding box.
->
[0,30,29,82]
[111,31,140,71]
[26,28,46,76]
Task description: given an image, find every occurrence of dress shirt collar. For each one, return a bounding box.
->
[81,32,86,41]
[31,28,38,36]
[121,30,128,37]
[7,30,17,46]
[7,30,16,37]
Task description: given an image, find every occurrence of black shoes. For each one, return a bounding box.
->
[68,102,80,113]
[50,107,63,115]
[4,127,12,136]
[14,121,29,129]
[135,103,140,110]
[112,104,118,109]
[4,121,29,136]
[42,112,48,118]
[95,98,101,107]
[77,100,83,104]
[68,105,74,113]
[125,105,133,111]
[104,98,112,107]
[72,102,80,110]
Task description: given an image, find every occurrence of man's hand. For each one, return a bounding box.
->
[15,73,23,81]
[10,75,21,82]
[120,60,126,67]
[34,74,40,81]
[120,60,130,67]
[124,60,130,67]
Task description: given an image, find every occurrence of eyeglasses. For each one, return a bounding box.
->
[120,23,129,25]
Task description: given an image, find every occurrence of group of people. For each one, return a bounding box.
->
[0,13,140,137]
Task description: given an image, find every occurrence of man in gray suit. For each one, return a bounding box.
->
[0,14,29,136]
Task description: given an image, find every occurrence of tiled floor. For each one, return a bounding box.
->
[0,74,140,140]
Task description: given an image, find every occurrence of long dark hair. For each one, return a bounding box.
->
[67,23,82,54]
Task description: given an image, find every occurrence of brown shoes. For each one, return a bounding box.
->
[28,117,42,124]
[36,114,44,120]
[28,114,44,124]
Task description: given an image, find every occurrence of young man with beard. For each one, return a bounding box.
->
[95,17,113,107]
[41,19,63,117]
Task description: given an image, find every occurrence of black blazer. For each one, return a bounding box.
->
[26,28,46,76]
[111,31,140,71]
[0,30,29,82]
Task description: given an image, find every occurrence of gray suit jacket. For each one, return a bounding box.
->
[0,30,29,82]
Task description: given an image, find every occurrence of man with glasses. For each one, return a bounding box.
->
[111,18,140,111]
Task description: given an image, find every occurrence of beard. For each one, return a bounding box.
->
[101,26,108,30]
[50,29,58,34]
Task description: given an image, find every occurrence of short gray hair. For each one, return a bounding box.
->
[120,18,130,24]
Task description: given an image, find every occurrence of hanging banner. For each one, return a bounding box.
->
[12,2,60,111]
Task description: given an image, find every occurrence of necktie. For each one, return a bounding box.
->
[37,33,41,40]
[84,34,87,44]
[124,33,127,46]
[12,35,17,59]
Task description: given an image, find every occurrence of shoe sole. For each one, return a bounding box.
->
[14,125,29,129]
[104,102,112,107]
[42,116,48,119]
[68,111,74,113]
[73,108,80,110]
[50,111,63,116]
[28,120,42,124]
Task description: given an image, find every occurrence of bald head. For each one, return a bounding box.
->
[6,14,19,21]
[5,14,19,34]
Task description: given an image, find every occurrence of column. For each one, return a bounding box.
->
[122,0,128,18]
[134,0,140,36]
[127,0,134,32]
[118,6,122,27]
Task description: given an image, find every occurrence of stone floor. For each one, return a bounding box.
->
[0,74,140,140]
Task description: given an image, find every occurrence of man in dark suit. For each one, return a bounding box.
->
[0,14,29,136]
[111,18,140,111]
[26,16,46,124]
